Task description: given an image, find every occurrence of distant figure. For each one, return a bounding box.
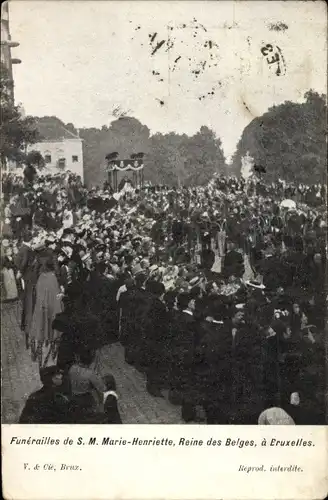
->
[23,164,37,186]
[15,230,39,347]
[118,176,133,192]
[223,241,244,279]
[103,180,113,193]
[62,206,74,229]
[1,256,18,301]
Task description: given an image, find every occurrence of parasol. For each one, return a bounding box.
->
[280,199,296,210]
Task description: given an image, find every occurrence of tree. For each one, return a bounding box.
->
[65,122,78,135]
[145,127,226,187]
[26,150,45,169]
[0,63,40,167]
[30,113,227,187]
[231,90,327,183]
[182,126,226,186]
[145,132,189,186]
[80,117,150,186]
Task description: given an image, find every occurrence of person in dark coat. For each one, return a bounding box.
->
[168,292,199,421]
[229,307,265,424]
[171,217,185,246]
[10,192,33,240]
[281,391,325,425]
[120,273,151,366]
[23,164,37,186]
[151,214,165,247]
[144,281,168,396]
[200,248,215,271]
[84,262,118,345]
[195,299,231,424]
[223,241,244,279]
[15,231,40,349]
[53,310,78,372]
[19,367,71,423]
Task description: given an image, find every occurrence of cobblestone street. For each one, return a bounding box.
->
[1,301,184,424]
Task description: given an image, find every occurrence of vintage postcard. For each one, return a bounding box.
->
[1,0,327,499]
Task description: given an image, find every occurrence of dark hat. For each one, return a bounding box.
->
[61,227,75,236]
[146,280,165,297]
[95,243,107,252]
[103,373,117,392]
[39,366,62,386]
[106,152,119,160]
[76,229,86,238]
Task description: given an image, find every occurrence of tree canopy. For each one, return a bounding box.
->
[79,118,226,187]
[145,127,226,187]
[0,63,40,166]
[230,90,327,183]
[26,150,45,169]
[29,90,326,187]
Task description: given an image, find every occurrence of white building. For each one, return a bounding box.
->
[27,122,84,181]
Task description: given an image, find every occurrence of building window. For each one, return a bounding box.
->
[45,154,52,163]
[72,155,78,162]
[58,158,66,169]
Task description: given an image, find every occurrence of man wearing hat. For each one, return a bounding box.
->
[119,272,151,367]
[143,280,169,396]
[84,261,118,345]
[15,229,39,348]
[195,297,231,424]
[168,291,200,420]
[227,305,264,423]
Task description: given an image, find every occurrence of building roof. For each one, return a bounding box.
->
[35,117,81,141]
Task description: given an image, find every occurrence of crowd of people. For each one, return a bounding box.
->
[1,168,327,425]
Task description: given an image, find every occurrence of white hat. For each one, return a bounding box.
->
[189,276,202,287]
[82,253,91,262]
[258,407,295,425]
[62,246,73,258]
[246,280,265,290]
[32,237,45,250]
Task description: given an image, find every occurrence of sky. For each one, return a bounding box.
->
[9,0,327,161]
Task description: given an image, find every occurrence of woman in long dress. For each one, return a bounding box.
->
[1,255,18,301]
[29,249,63,368]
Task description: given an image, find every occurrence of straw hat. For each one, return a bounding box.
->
[258,407,295,425]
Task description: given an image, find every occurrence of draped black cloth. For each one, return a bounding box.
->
[19,386,72,424]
